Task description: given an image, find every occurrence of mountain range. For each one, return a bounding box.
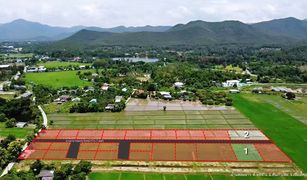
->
[1,17,307,47]
[0,19,171,41]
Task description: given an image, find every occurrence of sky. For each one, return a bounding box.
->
[0,0,307,27]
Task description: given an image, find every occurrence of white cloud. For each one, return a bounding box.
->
[0,0,306,27]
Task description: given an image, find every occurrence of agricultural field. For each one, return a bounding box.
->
[241,94,307,124]
[89,172,305,180]
[0,122,34,138]
[24,70,93,88]
[48,110,255,129]
[37,61,92,69]
[232,94,307,172]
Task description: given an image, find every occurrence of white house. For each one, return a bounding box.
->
[101,83,109,91]
[222,80,240,88]
[174,82,184,88]
[160,91,172,99]
[115,96,123,103]
[16,122,27,128]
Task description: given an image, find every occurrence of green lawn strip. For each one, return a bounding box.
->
[121,172,144,180]
[164,174,186,180]
[0,122,33,138]
[145,173,164,180]
[88,172,120,180]
[232,94,307,172]
[88,172,305,180]
[232,144,262,161]
[37,61,92,68]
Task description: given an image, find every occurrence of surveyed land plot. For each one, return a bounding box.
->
[19,129,291,163]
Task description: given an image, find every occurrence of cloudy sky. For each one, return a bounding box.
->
[0,0,306,27]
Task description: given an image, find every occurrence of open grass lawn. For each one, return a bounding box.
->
[0,122,33,138]
[232,94,307,172]
[37,61,92,68]
[24,70,93,88]
[88,172,304,180]
[48,110,255,129]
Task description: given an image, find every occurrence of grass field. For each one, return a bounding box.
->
[0,122,34,138]
[24,70,93,88]
[48,110,255,129]
[88,172,304,180]
[37,61,92,69]
[0,53,33,58]
[242,94,307,124]
[232,94,307,172]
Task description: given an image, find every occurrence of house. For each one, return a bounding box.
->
[122,88,128,92]
[16,122,27,128]
[26,67,38,72]
[79,65,86,69]
[160,91,172,99]
[72,97,81,102]
[13,85,27,90]
[115,96,123,103]
[105,104,115,110]
[101,83,109,91]
[37,170,54,180]
[38,66,47,72]
[92,73,99,77]
[174,82,184,89]
[89,99,97,104]
[229,89,240,94]
[17,92,33,99]
[0,64,11,69]
[222,80,240,88]
[85,86,95,92]
[59,95,71,102]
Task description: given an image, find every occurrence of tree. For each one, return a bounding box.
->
[1,134,16,148]
[285,92,296,100]
[30,160,44,175]
[0,147,8,168]
[70,172,86,180]
[54,170,66,180]
[73,161,92,174]
[5,118,16,128]
[61,163,73,177]
[0,113,6,122]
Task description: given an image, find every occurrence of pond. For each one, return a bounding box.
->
[112,57,159,63]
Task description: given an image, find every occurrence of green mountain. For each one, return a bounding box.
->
[55,20,298,48]
[252,17,307,39]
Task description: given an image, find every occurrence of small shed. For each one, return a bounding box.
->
[115,96,123,103]
[37,170,54,180]
[16,122,27,128]
[229,89,240,94]
[105,104,115,110]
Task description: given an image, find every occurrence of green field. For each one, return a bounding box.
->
[0,53,33,58]
[24,70,93,88]
[89,172,304,180]
[232,144,262,161]
[232,94,307,172]
[37,61,92,69]
[242,94,307,124]
[48,110,255,129]
[0,122,34,138]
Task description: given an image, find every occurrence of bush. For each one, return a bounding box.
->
[5,118,16,128]
[30,160,44,175]
[0,113,6,122]
[73,161,92,174]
